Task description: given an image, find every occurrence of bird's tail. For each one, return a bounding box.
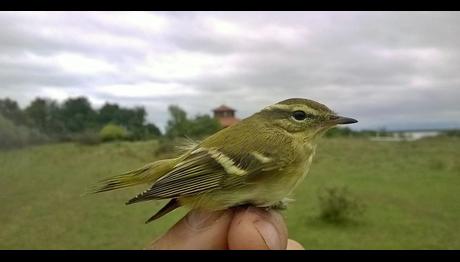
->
[87,158,178,194]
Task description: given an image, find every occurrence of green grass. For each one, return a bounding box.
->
[1,137,459,249]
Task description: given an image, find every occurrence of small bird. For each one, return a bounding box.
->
[92,98,357,223]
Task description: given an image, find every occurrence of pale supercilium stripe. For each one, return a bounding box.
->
[264,104,318,115]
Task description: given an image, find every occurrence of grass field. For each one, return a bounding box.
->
[1,137,459,249]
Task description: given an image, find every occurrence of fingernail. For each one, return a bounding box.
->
[186,209,225,230]
[248,207,283,250]
[253,219,282,250]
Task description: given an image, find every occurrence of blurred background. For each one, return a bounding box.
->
[0,11,459,249]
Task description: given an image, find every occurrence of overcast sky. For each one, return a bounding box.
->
[1,11,459,131]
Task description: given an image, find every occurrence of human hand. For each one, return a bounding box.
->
[147,206,304,250]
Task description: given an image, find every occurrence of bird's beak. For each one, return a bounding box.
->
[327,115,358,125]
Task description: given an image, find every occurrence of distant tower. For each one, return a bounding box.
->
[213,104,240,128]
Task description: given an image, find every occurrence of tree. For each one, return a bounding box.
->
[165,105,220,139]
[61,97,97,133]
[98,103,159,140]
[0,98,28,126]
[165,105,190,138]
[98,103,121,125]
[128,107,147,128]
[25,98,65,135]
[144,123,162,137]
[188,114,220,138]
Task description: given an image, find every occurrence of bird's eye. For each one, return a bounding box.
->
[292,110,307,121]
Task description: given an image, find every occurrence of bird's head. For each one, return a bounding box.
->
[256,98,358,140]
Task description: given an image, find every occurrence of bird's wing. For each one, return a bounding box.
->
[126,136,294,204]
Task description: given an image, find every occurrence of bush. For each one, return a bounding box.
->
[443,129,460,137]
[74,131,102,145]
[0,113,49,149]
[165,105,220,139]
[99,123,128,142]
[318,186,366,223]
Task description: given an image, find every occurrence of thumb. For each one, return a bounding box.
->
[227,206,288,250]
[146,209,234,250]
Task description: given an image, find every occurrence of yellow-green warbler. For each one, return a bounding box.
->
[92,98,357,223]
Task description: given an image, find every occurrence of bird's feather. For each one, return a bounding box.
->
[145,198,181,223]
[89,158,179,194]
[126,148,236,204]
[126,126,296,205]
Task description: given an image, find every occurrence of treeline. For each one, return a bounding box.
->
[443,129,460,137]
[325,126,460,138]
[324,127,392,138]
[326,127,420,138]
[1,96,163,148]
[4,95,456,150]
[0,96,222,150]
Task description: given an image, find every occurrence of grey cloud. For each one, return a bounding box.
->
[0,11,460,131]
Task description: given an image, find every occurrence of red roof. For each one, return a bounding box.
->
[213,104,235,112]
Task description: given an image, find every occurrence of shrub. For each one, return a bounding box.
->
[74,131,102,145]
[443,129,460,137]
[99,123,128,142]
[0,113,49,149]
[165,105,220,139]
[318,186,366,223]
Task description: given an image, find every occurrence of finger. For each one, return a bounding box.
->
[147,208,234,250]
[287,239,304,250]
[227,206,288,250]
